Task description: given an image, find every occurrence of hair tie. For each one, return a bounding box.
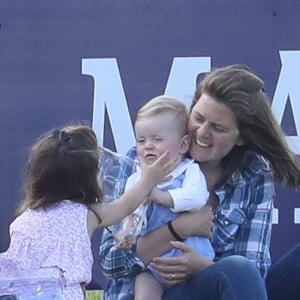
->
[51,129,60,138]
[51,129,70,142]
[60,130,70,142]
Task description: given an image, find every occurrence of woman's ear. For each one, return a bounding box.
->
[179,135,191,154]
[236,136,245,146]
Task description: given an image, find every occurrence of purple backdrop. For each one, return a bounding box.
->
[0,1,299,289]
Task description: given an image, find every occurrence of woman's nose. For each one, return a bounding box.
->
[196,123,211,138]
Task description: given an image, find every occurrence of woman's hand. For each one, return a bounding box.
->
[172,205,215,240]
[150,241,214,285]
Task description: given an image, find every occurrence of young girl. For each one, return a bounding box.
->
[0,125,171,300]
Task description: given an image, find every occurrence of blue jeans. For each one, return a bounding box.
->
[266,243,300,300]
[163,256,267,300]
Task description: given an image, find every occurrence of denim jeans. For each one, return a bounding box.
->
[266,243,300,300]
[163,255,267,300]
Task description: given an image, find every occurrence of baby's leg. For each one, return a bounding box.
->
[134,271,163,300]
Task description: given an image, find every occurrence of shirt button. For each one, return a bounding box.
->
[224,220,229,225]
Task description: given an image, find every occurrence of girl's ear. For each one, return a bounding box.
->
[179,135,191,154]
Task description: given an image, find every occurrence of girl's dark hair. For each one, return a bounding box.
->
[17,125,103,215]
[192,64,300,189]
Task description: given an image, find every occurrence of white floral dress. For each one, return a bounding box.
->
[0,200,93,300]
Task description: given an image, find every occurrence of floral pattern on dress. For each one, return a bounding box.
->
[0,200,93,300]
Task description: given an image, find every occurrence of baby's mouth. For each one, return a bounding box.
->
[144,153,157,162]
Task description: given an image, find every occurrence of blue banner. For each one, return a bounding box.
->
[0,1,299,288]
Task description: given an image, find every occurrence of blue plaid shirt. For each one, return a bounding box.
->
[99,148,274,300]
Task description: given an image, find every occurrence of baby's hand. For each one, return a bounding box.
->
[148,187,174,208]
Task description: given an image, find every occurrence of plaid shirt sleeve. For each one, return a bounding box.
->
[99,225,145,278]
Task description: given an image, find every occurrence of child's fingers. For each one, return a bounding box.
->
[138,155,146,169]
[163,155,180,177]
[154,150,169,165]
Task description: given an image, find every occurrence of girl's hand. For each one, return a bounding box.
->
[139,151,175,187]
[150,241,213,285]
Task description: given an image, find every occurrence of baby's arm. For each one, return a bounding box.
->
[151,162,209,213]
[148,187,173,208]
[170,163,209,212]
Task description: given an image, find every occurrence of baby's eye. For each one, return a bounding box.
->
[136,138,145,144]
[154,137,163,142]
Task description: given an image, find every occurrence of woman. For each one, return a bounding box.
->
[99,65,300,300]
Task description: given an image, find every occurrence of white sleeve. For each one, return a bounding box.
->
[168,163,209,213]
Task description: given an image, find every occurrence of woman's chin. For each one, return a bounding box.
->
[190,145,210,160]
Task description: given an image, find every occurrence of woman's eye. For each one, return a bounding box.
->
[195,114,204,123]
[214,125,226,133]
[137,139,145,144]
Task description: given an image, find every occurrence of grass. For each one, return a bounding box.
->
[86,290,103,300]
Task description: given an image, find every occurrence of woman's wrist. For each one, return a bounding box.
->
[167,220,184,242]
[170,217,187,240]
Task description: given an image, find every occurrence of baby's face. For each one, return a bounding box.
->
[135,113,187,166]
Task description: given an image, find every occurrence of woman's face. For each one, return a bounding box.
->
[188,93,244,168]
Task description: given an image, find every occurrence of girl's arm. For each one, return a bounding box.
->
[92,151,171,228]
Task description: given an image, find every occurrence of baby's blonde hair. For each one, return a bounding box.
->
[136,95,189,137]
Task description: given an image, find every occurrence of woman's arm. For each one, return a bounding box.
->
[136,205,214,264]
[99,205,214,278]
[136,162,214,263]
[148,170,274,283]
[150,241,214,284]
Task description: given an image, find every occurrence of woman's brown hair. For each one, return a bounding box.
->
[192,64,300,189]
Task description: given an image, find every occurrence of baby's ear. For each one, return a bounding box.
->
[179,135,190,154]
